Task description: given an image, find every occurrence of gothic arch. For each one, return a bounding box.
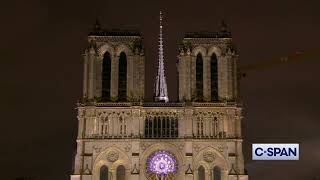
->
[196,53,204,101]
[118,52,127,101]
[102,51,112,100]
[100,165,109,180]
[193,146,229,171]
[213,166,222,180]
[192,46,207,57]
[140,143,185,179]
[116,165,126,180]
[197,164,207,180]
[208,46,222,57]
[98,43,115,57]
[115,44,132,57]
[92,147,131,180]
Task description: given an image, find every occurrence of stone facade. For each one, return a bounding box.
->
[177,35,238,102]
[70,23,248,180]
[83,32,145,102]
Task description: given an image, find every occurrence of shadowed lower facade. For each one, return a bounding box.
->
[71,13,248,180]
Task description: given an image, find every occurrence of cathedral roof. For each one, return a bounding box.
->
[88,18,141,37]
[185,20,232,38]
[185,31,231,38]
[89,29,141,37]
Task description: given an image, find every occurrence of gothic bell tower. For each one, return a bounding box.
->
[177,22,238,102]
[82,20,145,103]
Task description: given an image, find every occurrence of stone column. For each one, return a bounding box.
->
[95,56,103,98]
[219,115,224,137]
[132,55,138,100]
[185,108,193,137]
[139,55,145,100]
[111,114,117,137]
[223,114,228,137]
[230,114,235,138]
[208,117,212,137]
[185,174,193,180]
[235,140,245,174]
[193,116,197,137]
[127,55,133,100]
[74,140,83,174]
[85,116,91,137]
[194,170,199,180]
[97,116,101,135]
[140,111,145,137]
[206,170,210,180]
[203,56,210,101]
[77,109,85,138]
[218,55,227,100]
[132,109,139,137]
[93,115,97,135]
[83,52,88,98]
[109,169,115,180]
[221,169,229,180]
[186,50,192,101]
[190,55,196,100]
[203,117,208,137]
[226,54,234,100]
[178,111,185,137]
[111,55,119,99]
[235,110,242,138]
[178,55,184,101]
[88,48,96,99]
[233,56,239,100]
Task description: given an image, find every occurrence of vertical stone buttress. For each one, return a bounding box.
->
[86,47,96,100]
[111,53,118,99]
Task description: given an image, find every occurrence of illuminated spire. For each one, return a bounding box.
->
[154,11,169,102]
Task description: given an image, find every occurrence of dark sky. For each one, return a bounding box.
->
[1,0,320,179]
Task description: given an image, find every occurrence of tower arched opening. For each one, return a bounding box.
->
[102,52,111,101]
[118,52,127,101]
[196,53,204,101]
[100,165,109,180]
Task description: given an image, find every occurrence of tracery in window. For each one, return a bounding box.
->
[144,116,178,138]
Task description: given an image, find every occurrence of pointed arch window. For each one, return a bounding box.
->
[102,52,111,101]
[116,165,125,180]
[196,53,203,101]
[211,53,218,101]
[196,117,204,137]
[198,166,205,180]
[118,52,127,101]
[213,117,218,137]
[100,117,109,136]
[213,166,221,180]
[119,116,127,136]
[100,165,108,180]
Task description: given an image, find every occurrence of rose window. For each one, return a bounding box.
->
[147,150,177,175]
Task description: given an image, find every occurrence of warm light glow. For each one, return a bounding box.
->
[147,150,177,175]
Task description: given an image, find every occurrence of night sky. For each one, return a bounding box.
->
[1,0,320,179]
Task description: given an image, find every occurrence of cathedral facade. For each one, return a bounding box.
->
[71,12,249,180]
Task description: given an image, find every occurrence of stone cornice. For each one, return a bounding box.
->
[77,101,242,108]
[77,138,244,142]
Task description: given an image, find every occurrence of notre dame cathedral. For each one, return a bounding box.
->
[70,11,249,180]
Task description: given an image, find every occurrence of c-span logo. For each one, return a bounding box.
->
[252,144,299,160]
